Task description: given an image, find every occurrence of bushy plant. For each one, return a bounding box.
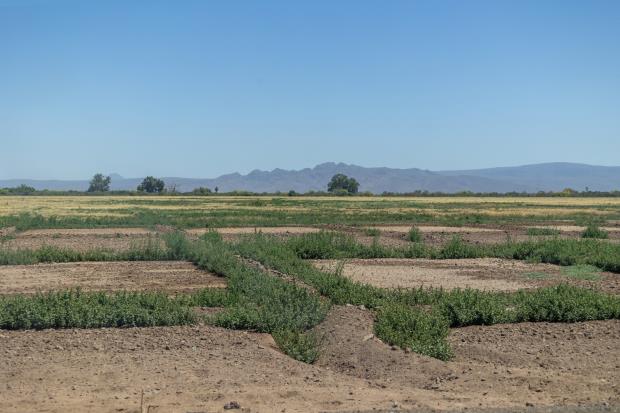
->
[581,224,608,239]
[375,304,452,360]
[407,226,422,242]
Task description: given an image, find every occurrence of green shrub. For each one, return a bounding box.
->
[0,290,195,330]
[272,329,321,363]
[364,228,381,237]
[581,224,608,239]
[439,289,513,326]
[513,284,620,322]
[407,226,422,242]
[438,236,481,259]
[374,304,452,360]
[560,265,601,281]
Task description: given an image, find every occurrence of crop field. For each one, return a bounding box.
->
[1,196,619,412]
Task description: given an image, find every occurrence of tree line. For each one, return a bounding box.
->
[2,173,620,197]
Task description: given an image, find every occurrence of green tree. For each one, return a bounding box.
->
[192,187,212,195]
[87,173,111,192]
[327,174,359,194]
[137,176,165,193]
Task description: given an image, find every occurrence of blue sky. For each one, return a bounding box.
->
[1,0,619,179]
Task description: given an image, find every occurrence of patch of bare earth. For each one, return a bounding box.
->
[314,306,620,410]
[187,226,321,236]
[0,261,226,295]
[0,309,618,411]
[0,325,442,413]
[312,258,620,294]
[312,258,557,291]
[446,320,620,409]
[4,228,161,251]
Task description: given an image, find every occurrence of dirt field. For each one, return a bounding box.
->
[3,228,161,251]
[1,307,617,413]
[311,257,620,294]
[0,261,226,294]
[1,221,619,412]
[355,224,620,247]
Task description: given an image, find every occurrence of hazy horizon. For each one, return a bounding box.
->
[2,1,619,180]
[2,160,620,182]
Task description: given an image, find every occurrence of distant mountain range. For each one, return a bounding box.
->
[2,162,620,194]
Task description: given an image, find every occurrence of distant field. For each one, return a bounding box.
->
[1,195,620,229]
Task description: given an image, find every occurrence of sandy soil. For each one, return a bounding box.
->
[311,258,620,294]
[4,228,162,251]
[367,225,503,233]
[1,307,617,412]
[0,261,226,295]
[16,228,156,237]
[187,226,321,236]
[312,258,560,291]
[354,225,620,248]
[353,225,524,247]
[528,225,620,232]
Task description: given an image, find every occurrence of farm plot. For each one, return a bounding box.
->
[360,224,620,247]
[2,227,161,251]
[0,309,618,412]
[1,225,620,412]
[311,258,620,294]
[0,261,226,295]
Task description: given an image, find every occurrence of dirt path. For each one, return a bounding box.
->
[0,261,226,294]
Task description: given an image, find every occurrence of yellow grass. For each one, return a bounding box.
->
[1,195,619,219]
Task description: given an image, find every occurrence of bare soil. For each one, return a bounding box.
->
[1,308,617,412]
[0,261,226,295]
[311,258,620,294]
[16,228,156,237]
[351,224,620,248]
[187,226,321,236]
[369,225,504,234]
[4,228,161,251]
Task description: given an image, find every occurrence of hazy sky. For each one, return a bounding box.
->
[1,0,619,179]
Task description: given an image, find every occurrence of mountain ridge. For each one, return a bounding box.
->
[2,162,620,193]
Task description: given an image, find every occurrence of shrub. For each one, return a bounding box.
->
[364,228,381,237]
[375,304,452,360]
[407,226,422,242]
[581,224,608,239]
[0,290,195,330]
[272,329,321,363]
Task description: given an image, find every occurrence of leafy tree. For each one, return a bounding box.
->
[327,174,359,194]
[87,173,111,192]
[137,176,165,193]
[214,186,219,194]
[192,187,212,195]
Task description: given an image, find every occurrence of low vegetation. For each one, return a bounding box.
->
[363,228,381,237]
[581,224,609,239]
[526,227,561,236]
[0,238,172,265]
[233,233,620,360]
[283,231,620,273]
[407,226,423,242]
[1,227,619,363]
